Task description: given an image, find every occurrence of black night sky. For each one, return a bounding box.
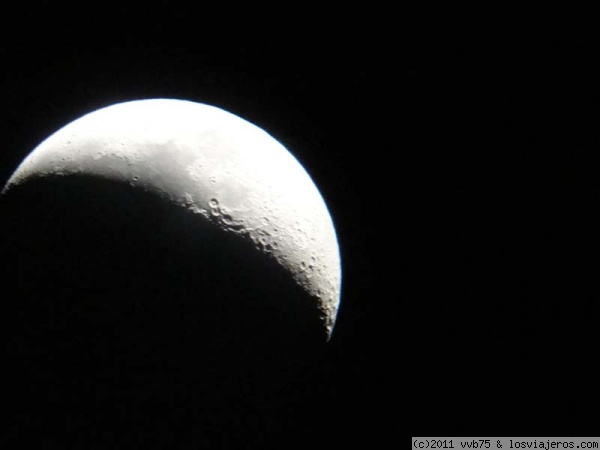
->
[1,6,599,445]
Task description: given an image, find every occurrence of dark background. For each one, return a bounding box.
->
[1,6,599,445]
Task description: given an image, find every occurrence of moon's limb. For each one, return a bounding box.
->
[3,99,341,338]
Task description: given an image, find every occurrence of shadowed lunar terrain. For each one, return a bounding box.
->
[0,174,329,446]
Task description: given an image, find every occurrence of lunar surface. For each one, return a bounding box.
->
[0,99,345,446]
[1,99,341,361]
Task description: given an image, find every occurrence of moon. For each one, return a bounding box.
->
[1,99,341,366]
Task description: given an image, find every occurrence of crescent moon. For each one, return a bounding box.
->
[3,98,341,345]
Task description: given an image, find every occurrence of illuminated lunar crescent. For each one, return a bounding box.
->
[2,99,341,347]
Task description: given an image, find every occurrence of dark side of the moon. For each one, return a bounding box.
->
[0,171,330,445]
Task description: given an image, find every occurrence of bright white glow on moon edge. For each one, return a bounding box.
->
[4,99,342,338]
